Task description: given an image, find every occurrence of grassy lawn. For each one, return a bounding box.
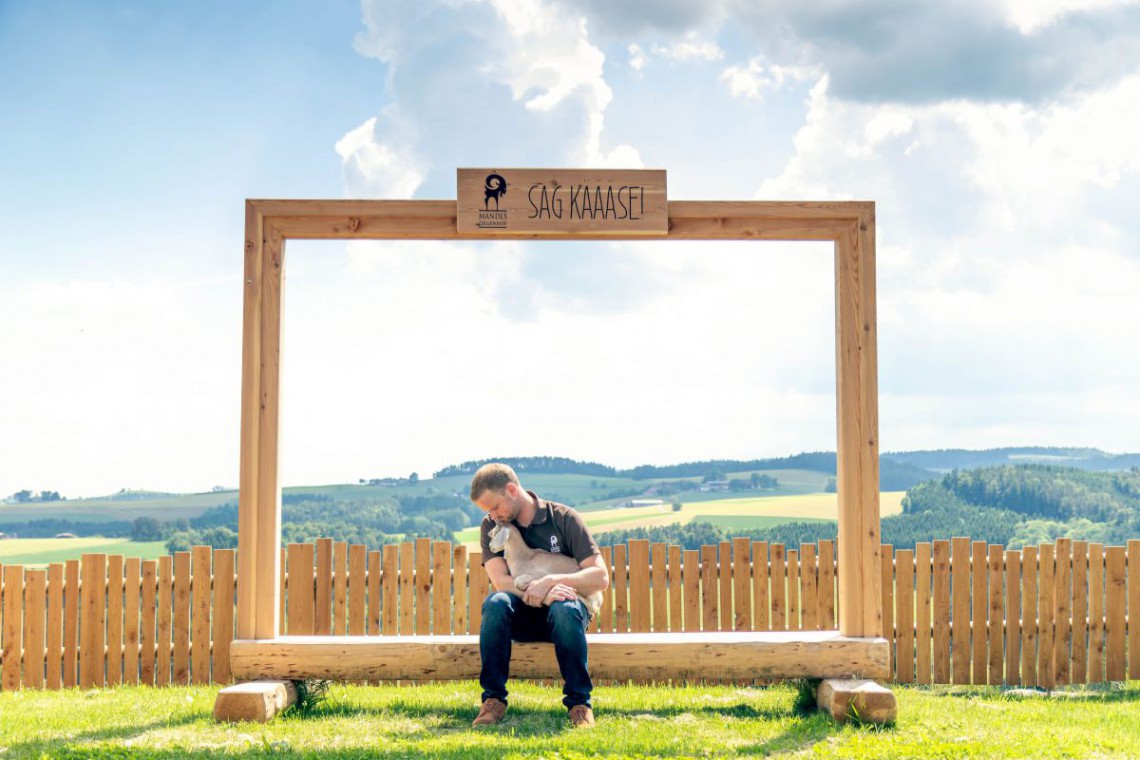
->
[0,538,168,567]
[0,681,1137,758]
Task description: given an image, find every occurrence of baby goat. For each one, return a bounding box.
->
[488,523,604,617]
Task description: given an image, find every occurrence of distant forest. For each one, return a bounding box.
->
[434,452,934,491]
[611,464,1140,551]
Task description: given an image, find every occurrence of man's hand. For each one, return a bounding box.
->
[521,575,573,607]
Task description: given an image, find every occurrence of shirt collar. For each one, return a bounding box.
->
[523,490,550,525]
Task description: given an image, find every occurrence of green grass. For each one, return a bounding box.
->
[0,538,168,567]
[0,681,1137,758]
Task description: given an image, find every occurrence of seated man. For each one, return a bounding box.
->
[470,462,609,728]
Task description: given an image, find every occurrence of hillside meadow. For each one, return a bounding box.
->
[0,538,168,567]
[455,491,906,545]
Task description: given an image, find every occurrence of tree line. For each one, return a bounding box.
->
[597,465,1140,552]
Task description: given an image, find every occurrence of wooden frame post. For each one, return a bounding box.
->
[232,197,883,650]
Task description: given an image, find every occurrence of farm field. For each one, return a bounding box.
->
[0,538,168,567]
[455,491,906,544]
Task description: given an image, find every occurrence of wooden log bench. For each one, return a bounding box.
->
[215,631,891,722]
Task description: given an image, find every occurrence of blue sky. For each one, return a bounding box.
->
[2,0,1139,498]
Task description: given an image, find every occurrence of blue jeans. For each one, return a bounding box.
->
[479,591,592,709]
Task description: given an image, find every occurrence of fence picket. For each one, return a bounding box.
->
[47,564,64,689]
[667,545,682,633]
[156,555,173,686]
[140,560,157,686]
[64,560,80,688]
[349,544,367,636]
[752,541,770,632]
[971,540,987,685]
[1106,546,1126,680]
[987,545,1003,685]
[24,569,46,688]
[2,565,23,691]
[381,545,397,635]
[628,540,650,633]
[191,547,211,685]
[1037,543,1056,689]
[213,549,235,684]
[950,538,970,685]
[932,540,950,684]
[106,556,124,687]
[172,551,191,685]
[880,545,893,678]
[368,550,382,635]
[1054,538,1072,685]
[315,538,333,636]
[431,542,450,635]
[650,543,667,632]
[1071,542,1088,684]
[334,542,350,636]
[700,545,717,631]
[414,539,431,635]
[453,545,467,636]
[80,554,107,688]
[896,549,915,684]
[469,550,488,634]
[398,542,414,635]
[1004,550,1020,685]
[123,558,140,686]
[1129,540,1140,680]
[800,543,817,632]
[770,544,786,631]
[613,544,629,633]
[596,546,612,633]
[1088,543,1106,682]
[718,542,733,631]
[915,543,932,685]
[682,549,699,632]
[1020,546,1037,686]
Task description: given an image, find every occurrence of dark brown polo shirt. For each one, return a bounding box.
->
[479,491,600,566]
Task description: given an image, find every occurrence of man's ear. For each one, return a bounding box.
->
[504,482,519,498]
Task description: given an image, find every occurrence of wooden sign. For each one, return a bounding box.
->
[457,168,667,235]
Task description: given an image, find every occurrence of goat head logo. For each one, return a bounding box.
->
[484,173,507,210]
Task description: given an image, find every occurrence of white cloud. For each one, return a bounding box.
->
[721,57,818,100]
[998,0,1139,34]
[650,40,724,62]
[334,113,426,199]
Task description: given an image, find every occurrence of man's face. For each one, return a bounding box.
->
[474,483,521,524]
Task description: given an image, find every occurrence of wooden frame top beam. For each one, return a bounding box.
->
[249,199,873,241]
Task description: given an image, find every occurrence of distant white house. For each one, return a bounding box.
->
[629,499,664,508]
[698,480,730,492]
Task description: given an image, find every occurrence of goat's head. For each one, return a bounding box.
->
[488,523,512,553]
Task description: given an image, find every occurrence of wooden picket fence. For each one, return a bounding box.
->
[1,537,1137,691]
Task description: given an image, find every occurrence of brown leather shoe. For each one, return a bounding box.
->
[472,698,507,727]
[568,704,595,728]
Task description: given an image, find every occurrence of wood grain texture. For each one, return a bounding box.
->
[213,549,235,684]
[914,543,932,685]
[1005,550,1021,685]
[106,555,123,686]
[231,631,890,682]
[46,564,65,689]
[1054,539,1072,685]
[24,569,46,688]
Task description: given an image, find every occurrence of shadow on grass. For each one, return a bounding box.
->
[2,712,202,760]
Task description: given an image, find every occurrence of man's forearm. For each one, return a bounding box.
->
[547,565,608,596]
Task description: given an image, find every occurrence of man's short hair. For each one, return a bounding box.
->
[470,462,520,501]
